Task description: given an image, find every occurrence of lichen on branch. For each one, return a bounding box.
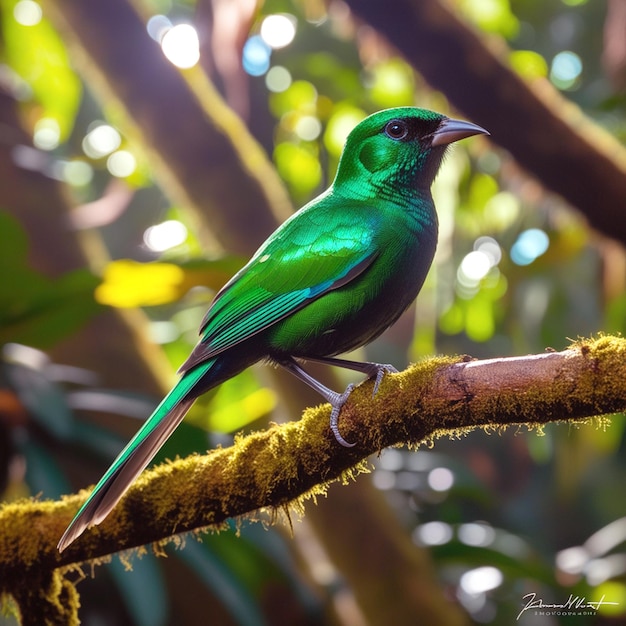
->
[1,335,625,622]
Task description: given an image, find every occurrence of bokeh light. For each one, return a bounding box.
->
[484,191,520,230]
[379,448,404,471]
[459,251,492,283]
[413,521,453,546]
[427,467,454,492]
[274,142,321,196]
[33,118,60,150]
[550,50,582,89]
[510,228,549,265]
[143,220,188,252]
[509,50,548,79]
[369,59,415,108]
[149,321,180,345]
[269,80,317,118]
[61,160,93,187]
[294,115,322,141]
[372,469,396,490]
[243,36,271,76]
[107,150,137,178]
[161,24,200,69]
[475,236,502,266]
[458,522,496,547]
[13,0,42,26]
[323,107,365,156]
[460,566,503,594]
[265,66,292,92]
[146,14,172,42]
[82,124,122,159]
[457,236,502,292]
[260,14,296,49]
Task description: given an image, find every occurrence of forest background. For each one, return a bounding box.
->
[1,0,626,624]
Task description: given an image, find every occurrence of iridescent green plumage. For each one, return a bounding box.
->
[58,107,487,551]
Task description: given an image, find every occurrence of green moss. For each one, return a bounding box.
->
[2,336,626,622]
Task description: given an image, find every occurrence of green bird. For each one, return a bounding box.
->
[58,107,487,552]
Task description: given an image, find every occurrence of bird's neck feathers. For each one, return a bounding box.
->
[334,140,448,206]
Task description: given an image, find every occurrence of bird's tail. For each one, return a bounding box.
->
[57,359,216,552]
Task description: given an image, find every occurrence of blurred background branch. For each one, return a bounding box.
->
[348,0,626,247]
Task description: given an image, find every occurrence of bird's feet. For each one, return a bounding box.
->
[276,355,398,448]
[329,383,356,447]
[329,364,397,447]
[368,363,399,396]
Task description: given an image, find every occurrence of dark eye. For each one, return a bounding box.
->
[384,120,409,141]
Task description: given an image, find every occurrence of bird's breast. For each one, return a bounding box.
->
[268,221,438,358]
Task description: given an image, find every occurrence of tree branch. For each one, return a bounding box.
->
[347,0,626,247]
[1,336,625,618]
[44,0,293,256]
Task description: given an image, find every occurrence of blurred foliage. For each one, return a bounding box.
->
[0,0,626,624]
[95,257,244,307]
[0,0,81,139]
[0,343,314,625]
[0,212,102,348]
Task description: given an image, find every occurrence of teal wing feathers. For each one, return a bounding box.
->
[59,200,380,551]
[180,199,379,372]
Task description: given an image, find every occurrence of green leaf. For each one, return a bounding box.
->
[0,212,102,348]
[458,0,519,38]
[1,0,81,139]
[0,266,102,348]
[273,141,322,199]
[198,369,275,434]
[433,539,557,587]
[465,292,495,342]
[368,58,415,108]
[0,210,29,267]
[269,79,318,118]
[96,257,244,308]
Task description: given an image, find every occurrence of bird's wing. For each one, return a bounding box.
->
[179,207,377,372]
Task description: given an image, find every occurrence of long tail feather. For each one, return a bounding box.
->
[57,361,213,552]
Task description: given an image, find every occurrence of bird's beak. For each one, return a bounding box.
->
[431,118,489,147]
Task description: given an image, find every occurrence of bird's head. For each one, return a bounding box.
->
[334,107,488,196]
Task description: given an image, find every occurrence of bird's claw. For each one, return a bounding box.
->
[371,363,398,396]
[330,383,356,447]
[329,364,397,447]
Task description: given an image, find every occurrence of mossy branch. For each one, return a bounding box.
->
[1,335,626,620]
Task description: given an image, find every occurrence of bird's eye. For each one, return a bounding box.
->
[384,120,409,141]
